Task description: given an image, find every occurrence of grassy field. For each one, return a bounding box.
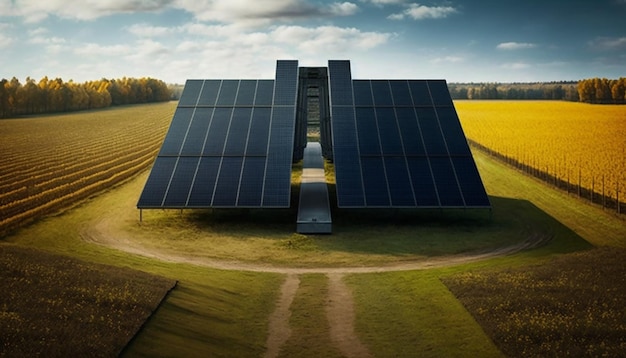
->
[2,101,626,356]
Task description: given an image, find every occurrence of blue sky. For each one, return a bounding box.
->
[1,0,625,83]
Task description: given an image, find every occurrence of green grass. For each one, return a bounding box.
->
[346,270,503,358]
[124,270,282,358]
[278,274,342,358]
[2,129,625,356]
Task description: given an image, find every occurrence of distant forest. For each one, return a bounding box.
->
[2,75,624,119]
[449,77,626,104]
[0,76,173,119]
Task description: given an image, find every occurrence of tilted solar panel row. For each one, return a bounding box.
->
[328,60,490,208]
[137,60,299,209]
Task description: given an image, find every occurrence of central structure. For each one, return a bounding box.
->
[137,60,491,233]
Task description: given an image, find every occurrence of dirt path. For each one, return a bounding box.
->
[265,274,300,358]
[326,273,373,358]
[77,181,550,358]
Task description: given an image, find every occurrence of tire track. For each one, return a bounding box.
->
[326,273,372,358]
[265,274,300,358]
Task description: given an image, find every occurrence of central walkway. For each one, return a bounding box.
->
[297,142,332,234]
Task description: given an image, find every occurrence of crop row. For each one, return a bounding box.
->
[0,102,176,235]
[456,100,626,214]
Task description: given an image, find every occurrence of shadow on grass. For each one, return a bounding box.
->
[165,195,592,260]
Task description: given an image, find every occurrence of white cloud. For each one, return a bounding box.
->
[270,25,391,53]
[173,0,324,25]
[0,33,13,49]
[496,42,537,50]
[501,62,530,70]
[28,35,66,45]
[5,0,173,22]
[589,36,626,51]
[364,0,406,5]
[127,23,173,37]
[74,43,131,56]
[389,3,457,20]
[0,23,13,48]
[329,2,359,16]
[431,56,465,64]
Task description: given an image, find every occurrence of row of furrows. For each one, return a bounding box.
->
[0,120,167,188]
[0,133,164,204]
[0,104,173,235]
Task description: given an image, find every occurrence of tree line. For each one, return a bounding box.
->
[448,82,580,101]
[449,78,626,104]
[0,76,172,118]
[577,78,626,104]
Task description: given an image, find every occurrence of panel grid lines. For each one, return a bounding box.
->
[332,73,489,208]
[138,61,297,209]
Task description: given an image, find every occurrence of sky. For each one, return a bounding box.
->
[1,0,625,84]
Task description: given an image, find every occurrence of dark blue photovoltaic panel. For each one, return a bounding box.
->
[356,107,380,156]
[436,106,471,155]
[159,107,194,156]
[376,107,403,156]
[246,107,271,156]
[137,157,177,207]
[428,80,454,107]
[452,157,491,206]
[163,157,199,206]
[361,157,390,206]
[395,107,426,156]
[236,80,257,106]
[217,80,239,106]
[274,60,298,106]
[238,157,266,206]
[385,157,415,206]
[255,80,274,106]
[331,71,489,209]
[408,81,432,107]
[197,80,220,106]
[389,81,412,106]
[141,60,489,212]
[430,157,464,206]
[213,157,244,207]
[371,81,393,106]
[329,60,353,106]
[187,157,220,207]
[416,107,447,155]
[331,107,365,207]
[139,61,297,210]
[268,106,296,154]
[178,80,203,106]
[407,157,439,206]
[353,81,373,106]
[180,107,212,155]
[223,107,252,156]
[202,107,232,156]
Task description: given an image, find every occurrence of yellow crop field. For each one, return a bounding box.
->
[455,100,626,211]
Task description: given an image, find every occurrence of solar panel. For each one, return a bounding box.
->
[137,60,299,209]
[329,60,489,208]
[139,59,489,214]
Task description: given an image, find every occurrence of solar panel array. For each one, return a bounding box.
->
[137,60,299,208]
[328,60,490,208]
